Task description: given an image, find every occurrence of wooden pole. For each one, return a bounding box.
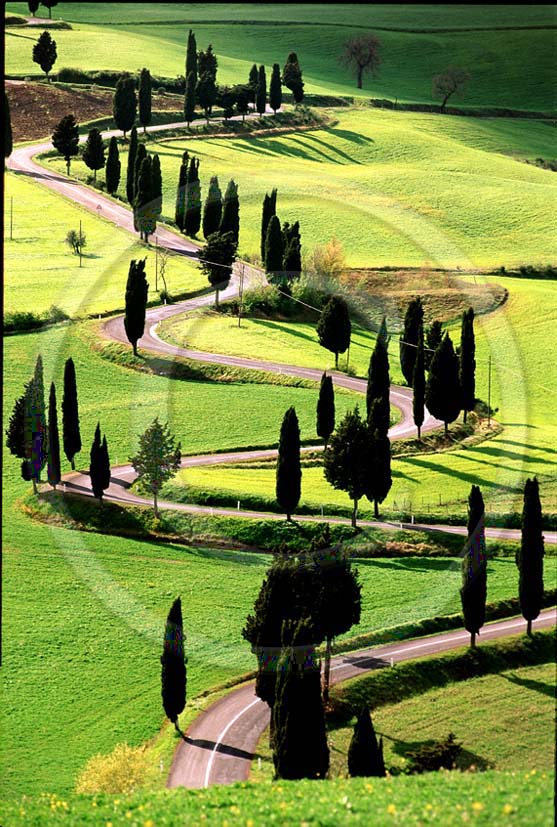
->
[487,355,492,427]
[79,219,82,268]
[238,263,244,328]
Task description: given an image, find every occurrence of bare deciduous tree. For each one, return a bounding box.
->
[341,34,382,89]
[432,66,471,109]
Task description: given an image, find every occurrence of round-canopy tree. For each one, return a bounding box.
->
[82,128,105,182]
[316,296,351,369]
[341,33,381,89]
[282,52,304,103]
[200,230,237,307]
[51,114,79,174]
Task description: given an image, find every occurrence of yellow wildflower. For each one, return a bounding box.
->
[387,803,396,815]
[472,802,484,813]
[502,804,514,815]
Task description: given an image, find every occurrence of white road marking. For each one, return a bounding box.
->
[203,696,262,788]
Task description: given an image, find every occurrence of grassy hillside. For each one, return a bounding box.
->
[6,4,557,109]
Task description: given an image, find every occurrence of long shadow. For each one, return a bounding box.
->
[327,127,376,147]
[178,545,269,567]
[181,734,254,762]
[472,445,556,466]
[387,733,495,772]
[396,454,517,492]
[13,169,75,184]
[501,673,556,699]
[249,317,318,345]
[303,132,364,165]
[355,557,462,574]
[496,438,557,455]
[341,654,390,671]
[5,30,37,41]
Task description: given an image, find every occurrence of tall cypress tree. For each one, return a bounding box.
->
[6,389,27,460]
[364,412,392,519]
[261,188,277,263]
[151,153,163,226]
[256,64,267,115]
[283,237,302,281]
[82,128,105,182]
[366,333,390,436]
[202,175,222,239]
[124,258,149,355]
[282,52,305,104]
[133,142,147,210]
[348,708,386,777]
[377,316,389,349]
[412,327,425,439]
[62,357,81,469]
[89,423,104,501]
[316,372,335,449]
[517,478,545,636]
[197,71,217,122]
[105,136,121,195]
[5,92,13,159]
[425,333,461,436]
[425,320,443,370]
[399,297,424,386]
[185,29,197,79]
[51,114,79,175]
[113,75,137,139]
[161,597,187,731]
[198,43,218,82]
[459,307,476,423]
[460,485,487,648]
[184,71,197,126]
[276,407,301,522]
[100,434,111,493]
[184,157,201,237]
[175,151,189,231]
[317,296,351,370]
[265,214,284,281]
[23,357,47,493]
[219,179,239,244]
[138,67,152,133]
[324,407,368,527]
[126,126,138,204]
[248,63,259,103]
[47,382,61,489]
[135,155,155,241]
[269,63,282,114]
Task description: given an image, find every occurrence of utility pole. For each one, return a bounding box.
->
[155,235,158,292]
[487,354,492,427]
[79,219,82,268]
[237,262,245,328]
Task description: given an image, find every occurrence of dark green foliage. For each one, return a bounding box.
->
[256,64,267,115]
[132,143,147,229]
[261,188,277,263]
[5,92,13,158]
[135,155,155,240]
[316,372,335,449]
[399,297,424,385]
[6,390,27,460]
[184,71,197,125]
[161,597,187,729]
[276,407,301,521]
[151,153,163,226]
[198,43,217,82]
[364,414,392,518]
[130,418,181,516]
[218,179,239,244]
[518,478,545,635]
[460,485,488,647]
[459,307,476,422]
[28,1,39,15]
[282,52,305,104]
[272,618,329,780]
[283,236,302,281]
[406,733,462,773]
[317,296,351,369]
[366,330,390,436]
[412,328,425,439]
[200,230,237,307]
[425,319,443,370]
[323,407,368,527]
[126,126,138,204]
[82,128,105,181]
[124,258,149,355]
[89,423,109,502]
[175,151,188,231]
[105,136,121,195]
[100,435,111,492]
[269,63,282,114]
[185,29,197,79]
[348,708,386,777]
[113,75,137,138]
[197,72,217,122]
[51,114,79,174]
[32,30,57,80]
[138,67,152,132]
[425,332,462,435]
[40,0,58,17]
[377,316,389,349]
[184,157,201,237]
[234,84,250,120]
[248,63,259,103]
[202,176,222,239]
[47,382,61,488]
[62,357,81,470]
[23,355,47,490]
[265,215,284,280]
[218,85,235,120]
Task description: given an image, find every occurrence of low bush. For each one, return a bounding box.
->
[4,305,70,333]
[75,743,147,794]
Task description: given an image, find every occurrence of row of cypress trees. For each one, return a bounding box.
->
[261,189,302,282]
[113,69,152,138]
[174,150,240,243]
[125,127,163,241]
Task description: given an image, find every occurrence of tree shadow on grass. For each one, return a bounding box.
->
[396,454,517,492]
[500,672,556,699]
[472,444,557,467]
[354,557,462,575]
[386,733,495,772]
[249,317,319,346]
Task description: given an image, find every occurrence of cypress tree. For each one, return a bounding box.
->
[412,327,425,439]
[399,297,424,386]
[184,156,201,237]
[197,71,217,122]
[377,316,389,349]
[348,708,386,777]
[28,1,39,15]
[283,237,302,281]
[200,231,237,308]
[175,151,189,231]
[460,485,487,648]
[198,43,218,82]
[185,29,197,79]
[248,63,259,104]
[126,126,138,204]
[317,296,351,370]
[32,30,57,81]
[261,188,277,263]
[256,64,267,116]
[23,355,47,492]
[265,214,284,281]
[89,423,103,501]
[40,0,58,18]
[6,389,28,460]
[276,406,302,522]
[459,307,476,423]
[133,142,147,208]
[100,434,111,493]
[105,136,121,195]
[151,153,163,225]
[113,75,137,139]
[124,258,149,355]
[316,372,335,450]
[219,179,239,244]
[425,319,443,370]
[82,128,105,182]
[184,71,197,125]
[51,114,79,175]
[161,597,187,731]
[282,52,305,104]
[324,407,368,527]
[62,357,81,470]
[366,330,390,436]
[135,155,155,241]
[425,332,461,436]
[47,382,61,489]
[5,92,13,159]
[138,67,152,133]
[269,63,282,115]
[364,412,392,518]
[517,478,545,636]
[202,175,222,239]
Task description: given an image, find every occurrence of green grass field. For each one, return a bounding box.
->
[4,172,206,317]
[44,109,557,268]
[6,4,557,109]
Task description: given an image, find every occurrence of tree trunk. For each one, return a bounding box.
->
[351,498,358,528]
[357,65,363,89]
[71,458,75,470]
[215,288,220,309]
[323,637,332,702]
[286,512,292,522]
[335,352,338,369]
[527,619,532,637]
[32,478,38,495]
[444,421,448,437]
[463,409,467,424]
[441,93,450,110]
[66,159,70,175]
[154,490,158,518]
[374,499,379,519]
[417,425,421,440]
[133,342,138,356]
[470,631,476,648]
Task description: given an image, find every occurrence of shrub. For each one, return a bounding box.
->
[242,284,282,316]
[75,743,147,794]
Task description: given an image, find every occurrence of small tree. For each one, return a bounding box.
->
[82,128,105,182]
[126,126,138,204]
[28,1,40,16]
[32,30,57,81]
[138,67,152,133]
[269,63,282,115]
[5,92,13,159]
[200,230,237,308]
[412,328,425,439]
[130,418,181,516]
[124,258,149,355]
[198,43,217,82]
[265,214,284,280]
[348,708,386,777]
[276,407,301,522]
[219,85,235,120]
[341,33,381,89]
[184,156,201,237]
[399,297,424,386]
[105,136,121,194]
[324,407,368,527]
[316,372,335,450]
[62,357,81,469]
[184,70,197,126]
[52,114,79,175]
[425,320,443,370]
[113,75,137,139]
[433,66,471,110]
[219,179,239,245]
[317,296,351,369]
[197,71,217,123]
[161,597,187,732]
[202,175,222,239]
[46,382,61,488]
[175,151,188,231]
[460,485,487,648]
[459,307,476,423]
[261,188,277,263]
[282,52,304,104]
[40,0,58,18]
[89,423,110,502]
[256,64,267,116]
[425,333,461,436]
[517,478,545,636]
[235,84,250,120]
[248,63,259,104]
[64,229,86,255]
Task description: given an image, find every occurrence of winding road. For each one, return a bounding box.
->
[9,116,556,791]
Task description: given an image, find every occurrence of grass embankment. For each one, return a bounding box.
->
[3,172,206,319]
[44,108,557,268]
[5,3,557,109]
